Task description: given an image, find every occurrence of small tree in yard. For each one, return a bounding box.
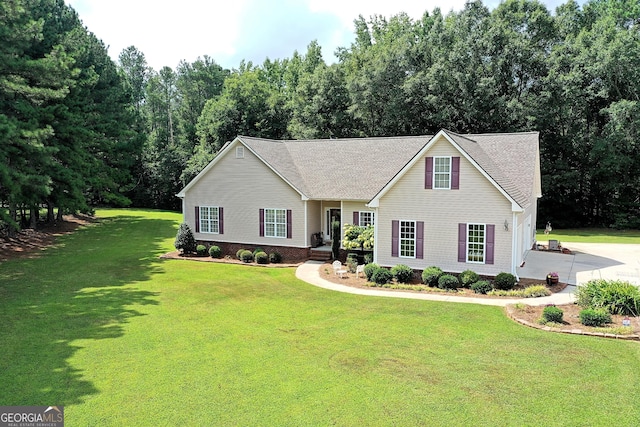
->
[175,222,197,254]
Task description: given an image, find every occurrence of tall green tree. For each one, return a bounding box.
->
[0,0,75,231]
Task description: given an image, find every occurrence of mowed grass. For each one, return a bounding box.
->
[1,210,640,426]
[537,228,640,244]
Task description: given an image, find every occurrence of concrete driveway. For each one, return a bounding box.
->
[517,242,640,286]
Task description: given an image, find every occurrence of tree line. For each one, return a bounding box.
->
[1,0,639,235]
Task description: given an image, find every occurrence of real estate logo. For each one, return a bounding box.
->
[0,406,64,427]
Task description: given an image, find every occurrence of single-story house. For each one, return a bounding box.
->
[176,129,541,277]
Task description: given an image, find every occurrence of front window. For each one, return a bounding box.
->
[400,221,416,258]
[200,206,219,234]
[434,156,451,189]
[359,211,375,227]
[467,223,485,263]
[265,208,286,238]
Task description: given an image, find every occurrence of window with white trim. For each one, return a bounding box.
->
[434,156,451,189]
[359,211,375,226]
[236,146,244,158]
[400,221,416,258]
[200,206,220,234]
[265,208,286,238]
[467,223,486,263]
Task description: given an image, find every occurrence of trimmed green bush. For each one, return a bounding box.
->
[240,250,254,263]
[269,252,282,263]
[576,279,640,316]
[371,268,393,286]
[255,251,269,264]
[494,272,516,290]
[252,247,265,257]
[460,269,480,287]
[174,222,197,254]
[542,305,564,323]
[471,280,493,294]
[236,249,245,260]
[364,263,380,281]
[422,266,443,286]
[391,264,414,284]
[196,244,207,256]
[364,252,373,264]
[209,245,222,258]
[579,308,612,327]
[438,274,460,290]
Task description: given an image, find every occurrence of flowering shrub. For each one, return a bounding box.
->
[342,223,374,250]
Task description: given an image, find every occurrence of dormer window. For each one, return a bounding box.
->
[433,156,451,189]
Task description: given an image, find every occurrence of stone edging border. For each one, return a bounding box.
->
[504,305,640,341]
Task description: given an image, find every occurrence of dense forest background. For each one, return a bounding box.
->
[1,0,639,233]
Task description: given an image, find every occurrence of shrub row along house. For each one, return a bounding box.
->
[177,129,541,277]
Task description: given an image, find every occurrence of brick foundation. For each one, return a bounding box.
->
[196,240,310,263]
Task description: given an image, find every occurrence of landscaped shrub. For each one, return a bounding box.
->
[269,252,282,263]
[364,252,373,264]
[422,266,443,287]
[236,249,245,260]
[522,285,552,298]
[542,305,564,323]
[174,222,197,254]
[240,250,254,263]
[576,279,640,316]
[255,251,269,264]
[438,274,460,290]
[196,244,207,256]
[371,268,393,286]
[460,269,480,287]
[252,247,264,257]
[346,253,358,273]
[364,263,380,281]
[391,264,414,284]
[494,272,517,290]
[209,245,222,258]
[471,280,493,294]
[579,308,612,327]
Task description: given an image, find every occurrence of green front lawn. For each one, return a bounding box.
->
[2,209,640,426]
[537,228,640,244]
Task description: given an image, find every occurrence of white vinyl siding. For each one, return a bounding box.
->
[376,137,513,275]
[265,208,286,238]
[200,206,220,234]
[185,140,305,247]
[400,221,416,258]
[434,156,451,189]
[467,223,485,263]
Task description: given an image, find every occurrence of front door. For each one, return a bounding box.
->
[326,208,341,243]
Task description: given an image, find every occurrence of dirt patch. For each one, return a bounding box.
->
[0,215,95,262]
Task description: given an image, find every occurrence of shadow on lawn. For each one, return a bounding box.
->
[0,214,177,406]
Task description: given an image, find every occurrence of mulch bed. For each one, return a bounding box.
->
[317,262,567,297]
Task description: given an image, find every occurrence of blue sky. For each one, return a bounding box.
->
[66,0,581,71]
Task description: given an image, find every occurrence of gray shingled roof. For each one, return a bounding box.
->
[240,135,429,200]
[236,130,539,207]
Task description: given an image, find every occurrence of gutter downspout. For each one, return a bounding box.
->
[512,211,519,280]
